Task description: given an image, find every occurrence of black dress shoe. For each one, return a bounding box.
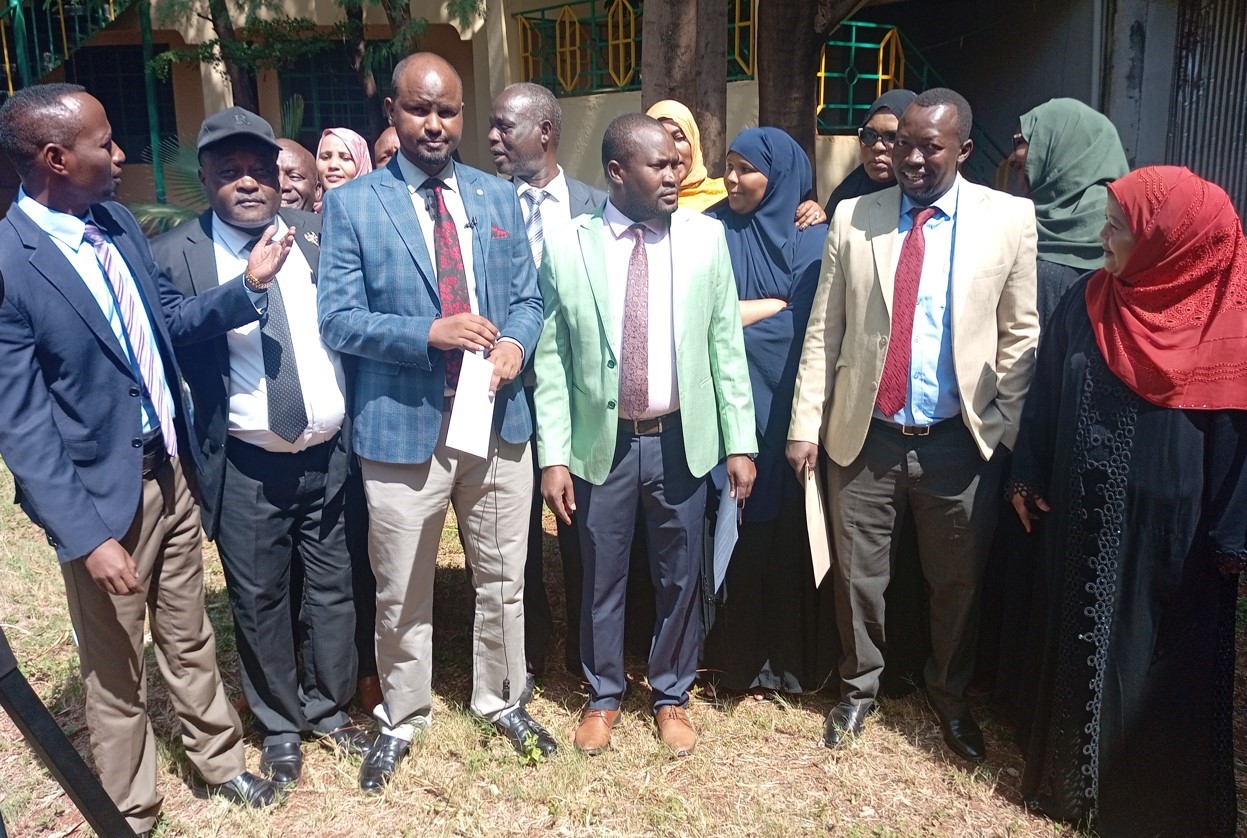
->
[821,699,874,749]
[196,771,280,808]
[359,733,410,794]
[316,723,376,759]
[494,708,558,758]
[259,742,303,787]
[940,712,986,762]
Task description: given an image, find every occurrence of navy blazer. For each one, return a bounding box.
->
[317,158,543,465]
[566,176,606,217]
[0,200,261,561]
[150,208,345,541]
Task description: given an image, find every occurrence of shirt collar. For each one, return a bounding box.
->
[603,199,666,241]
[211,211,286,258]
[396,153,458,195]
[899,173,963,222]
[515,166,568,205]
[16,187,93,252]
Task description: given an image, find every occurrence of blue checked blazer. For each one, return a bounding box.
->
[317,157,543,465]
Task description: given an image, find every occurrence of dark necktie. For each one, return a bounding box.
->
[253,238,309,443]
[426,179,472,389]
[876,205,939,417]
[619,224,649,418]
[82,223,178,457]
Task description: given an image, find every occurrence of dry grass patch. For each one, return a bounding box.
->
[1,462,1242,836]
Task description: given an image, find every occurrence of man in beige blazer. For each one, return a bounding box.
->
[788,88,1038,762]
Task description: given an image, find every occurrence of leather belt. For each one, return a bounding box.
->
[141,428,169,477]
[870,417,956,437]
[620,411,680,436]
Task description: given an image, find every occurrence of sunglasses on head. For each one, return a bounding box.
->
[858,127,897,147]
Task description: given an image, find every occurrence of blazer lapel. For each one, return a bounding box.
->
[949,183,985,331]
[12,206,130,371]
[182,213,233,380]
[457,167,491,317]
[374,163,439,300]
[577,211,616,361]
[669,210,692,354]
[283,209,320,283]
[868,188,902,319]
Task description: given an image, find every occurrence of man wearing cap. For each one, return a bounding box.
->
[0,85,284,836]
[152,106,371,789]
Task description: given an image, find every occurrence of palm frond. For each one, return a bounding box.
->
[127,202,200,237]
[281,94,305,141]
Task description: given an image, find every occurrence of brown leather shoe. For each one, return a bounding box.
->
[654,705,697,756]
[574,708,620,755]
[357,676,383,713]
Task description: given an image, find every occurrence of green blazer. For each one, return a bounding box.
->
[534,205,757,486]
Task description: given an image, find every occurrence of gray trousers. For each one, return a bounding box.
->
[827,419,1002,718]
[360,408,531,725]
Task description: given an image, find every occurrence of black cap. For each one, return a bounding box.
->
[197,106,280,153]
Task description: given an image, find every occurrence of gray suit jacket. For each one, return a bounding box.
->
[566,176,606,216]
[150,208,348,540]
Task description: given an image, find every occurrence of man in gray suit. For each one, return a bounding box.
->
[488,82,605,687]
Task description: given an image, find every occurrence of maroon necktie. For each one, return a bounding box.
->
[619,225,649,417]
[876,205,939,416]
[427,179,471,389]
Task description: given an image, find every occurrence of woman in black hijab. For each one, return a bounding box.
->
[823,88,917,219]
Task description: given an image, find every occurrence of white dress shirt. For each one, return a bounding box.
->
[211,213,346,452]
[515,166,573,237]
[395,154,480,314]
[16,188,171,435]
[602,199,679,419]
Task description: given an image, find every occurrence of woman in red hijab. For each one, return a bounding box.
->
[1006,166,1247,837]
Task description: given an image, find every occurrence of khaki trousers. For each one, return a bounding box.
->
[361,409,531,725]
[61,456,245,834]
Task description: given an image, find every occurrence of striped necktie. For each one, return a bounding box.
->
[82,222,178,458]
[523,188,547,269]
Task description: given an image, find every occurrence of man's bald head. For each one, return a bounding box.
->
[385,51,464,176]
[373,126,399,169]
[275,138,318,211]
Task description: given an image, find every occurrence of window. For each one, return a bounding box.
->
[280,44,395,150]
[64,45,177,164]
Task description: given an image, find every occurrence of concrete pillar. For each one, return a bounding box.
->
[1101,0,1179,167]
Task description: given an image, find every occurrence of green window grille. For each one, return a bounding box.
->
[279,43,396,150]
[63,44,176,164]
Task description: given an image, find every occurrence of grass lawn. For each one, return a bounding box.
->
[0,461,1242,837]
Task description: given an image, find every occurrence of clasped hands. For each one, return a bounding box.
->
[428,312,521,394]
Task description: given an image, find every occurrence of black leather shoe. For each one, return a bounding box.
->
[821,699,874,749]
[259,742,303,787]
[197,771,280,808]
[317,723,375,759]
[494,708,558,758]
[359,733,410,794]
[940,712,986,762]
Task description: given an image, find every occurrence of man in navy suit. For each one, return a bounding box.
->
[318,52,555,792]
[0,85,283,836]
[487,81,605,689]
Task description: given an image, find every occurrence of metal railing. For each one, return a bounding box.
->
[2,0,127,95]
[515,0,757,96]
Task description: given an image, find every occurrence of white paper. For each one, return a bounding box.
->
[712,477,740,593]
[445,352,495,458]
[805,465,832,588]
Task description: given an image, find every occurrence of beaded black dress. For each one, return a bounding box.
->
[1008,277,1245,838]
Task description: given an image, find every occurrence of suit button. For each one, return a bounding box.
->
[607,359,616,369]
[132,438,143,448]
[607,400,616,410]
[871,381,879,391]
[129,386,140,397]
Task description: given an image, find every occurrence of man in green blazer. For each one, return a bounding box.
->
[534,113,757,758]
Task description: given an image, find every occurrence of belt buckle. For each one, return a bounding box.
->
[901,424,931,437]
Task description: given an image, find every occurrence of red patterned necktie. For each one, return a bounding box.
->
[619,224,649,418]
[876,205,939,417]
[426,179,472,388]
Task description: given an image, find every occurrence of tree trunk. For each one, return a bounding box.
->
[206,0,258,112]
[344,4,385,142]
[641,0,727,177]
[381,0,419,55]
[756,0,863,163]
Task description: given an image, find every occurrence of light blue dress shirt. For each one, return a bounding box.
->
[875,177,963,426]
[16,188,166,433]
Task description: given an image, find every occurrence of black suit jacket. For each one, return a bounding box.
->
[566,176,606,217]
[0,200,261,561]
[150,208,348,541]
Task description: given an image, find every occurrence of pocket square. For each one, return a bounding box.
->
[491,225,509,239]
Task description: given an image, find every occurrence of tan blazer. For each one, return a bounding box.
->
[789,179,1039,466]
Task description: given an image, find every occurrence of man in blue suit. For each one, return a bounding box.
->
[0,85,284,836]
[318,52,555,792]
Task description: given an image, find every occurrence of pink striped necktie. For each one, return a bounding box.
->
[82,223,178,458]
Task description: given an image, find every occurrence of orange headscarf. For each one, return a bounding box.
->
[1085,166,1247,409]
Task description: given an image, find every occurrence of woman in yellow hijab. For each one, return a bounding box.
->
[646,99,728,213]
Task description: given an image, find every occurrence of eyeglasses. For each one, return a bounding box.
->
[858,127,898,147]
